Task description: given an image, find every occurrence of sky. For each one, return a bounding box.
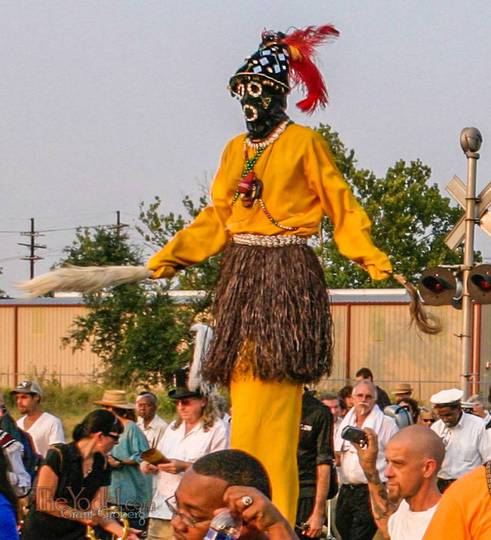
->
[1,0,490,296]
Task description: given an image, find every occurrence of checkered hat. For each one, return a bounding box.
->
[229,25,340,113]
[230,32,290,92]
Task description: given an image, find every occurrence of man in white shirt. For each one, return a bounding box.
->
[11,380,65,457]
[354,424,444,540]
[334,380,398,540]
[136,391,168,448]
[430,388,491,493]
[141,374,228,540]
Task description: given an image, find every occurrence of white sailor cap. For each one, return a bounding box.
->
[430,388,464,406]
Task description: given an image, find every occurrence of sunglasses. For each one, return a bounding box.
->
[106,432,120,443]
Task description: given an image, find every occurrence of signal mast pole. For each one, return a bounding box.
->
[459,128,482,398]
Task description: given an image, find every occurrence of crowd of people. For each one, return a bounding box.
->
[0,368,490,540]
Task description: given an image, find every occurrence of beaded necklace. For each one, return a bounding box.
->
[232,147,265,206]
[231,121,298,232]
[245,119,292,151]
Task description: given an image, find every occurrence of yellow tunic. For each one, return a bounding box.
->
[147,123,392,280]
[147,123,392,525]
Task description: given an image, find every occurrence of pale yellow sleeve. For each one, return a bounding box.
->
[305,132,392,280]
[147,149,233,279]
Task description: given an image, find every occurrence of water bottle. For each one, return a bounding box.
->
[204,509,242,540]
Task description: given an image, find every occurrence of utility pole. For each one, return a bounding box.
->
[419,128,491,397]
[19,218,46,279]
[114,210,128,239]
[459,128,482,398]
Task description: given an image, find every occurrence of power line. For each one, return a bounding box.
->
[0,222,131,235]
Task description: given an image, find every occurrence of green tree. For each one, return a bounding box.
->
[315,124,465,287]
[61,226,190,385]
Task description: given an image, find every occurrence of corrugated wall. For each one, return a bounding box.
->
[0,305,101,387]
[1,302,489,403]
[0,307,16,387]
[346,304,462,400]
[329,305,348,385]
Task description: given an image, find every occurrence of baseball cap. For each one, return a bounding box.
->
[10,380,43,398]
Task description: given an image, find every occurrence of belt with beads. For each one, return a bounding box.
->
[232,234,309,247]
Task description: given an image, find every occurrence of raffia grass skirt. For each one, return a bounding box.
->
[201,242,333,386]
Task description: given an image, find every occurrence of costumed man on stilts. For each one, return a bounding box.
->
[20,25,439,525]
[148,26,392,524]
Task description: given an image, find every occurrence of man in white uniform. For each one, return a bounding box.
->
[430,388,491,493]
[11,380,65,457]
[136,391,168,448]
[354,424,444,540]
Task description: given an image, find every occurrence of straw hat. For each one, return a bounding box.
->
[392,383,413,396]
[94,389,135,409]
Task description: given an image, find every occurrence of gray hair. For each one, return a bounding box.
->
[352,379,378,400]
[136,392,157,406]
[319,392,339,403]
[468,394,483,405]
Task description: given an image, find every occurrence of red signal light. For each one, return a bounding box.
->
[419,267,458,306]
[471,274,491,291]
[421,276,450,294]
[468,265,491,304]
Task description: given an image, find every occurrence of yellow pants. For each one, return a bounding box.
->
[230,374,302,526]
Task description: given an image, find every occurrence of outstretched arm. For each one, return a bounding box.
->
[305,132,392,280]
[147,204,231,279]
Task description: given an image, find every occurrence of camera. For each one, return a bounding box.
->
[341,425,367,446]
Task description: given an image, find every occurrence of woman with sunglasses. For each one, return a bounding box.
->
[419,407,437,426]
[21,409,141,540]
[94,390,152,535]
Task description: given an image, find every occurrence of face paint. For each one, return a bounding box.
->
[231,77,289,139]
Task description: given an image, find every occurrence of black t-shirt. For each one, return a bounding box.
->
[376,385,392,411]
[22,442,111,540]
[297,391,334,498]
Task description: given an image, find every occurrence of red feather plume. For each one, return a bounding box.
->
[282,25,339,113]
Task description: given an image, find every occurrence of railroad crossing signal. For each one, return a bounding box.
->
[445,175,491,249]
[423,128,489,398]
[419,264,491,305]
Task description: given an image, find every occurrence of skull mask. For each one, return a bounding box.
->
[230,76,289,140]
